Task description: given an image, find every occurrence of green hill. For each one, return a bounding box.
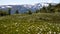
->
[0,13,60,34]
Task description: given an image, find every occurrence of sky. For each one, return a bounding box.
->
[0,0,60,5]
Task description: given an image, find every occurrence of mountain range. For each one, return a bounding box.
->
[0,3,52,14]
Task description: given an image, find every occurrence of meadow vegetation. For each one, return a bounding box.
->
[0,3,60,34]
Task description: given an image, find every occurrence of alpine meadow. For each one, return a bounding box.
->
[0,0,60,34]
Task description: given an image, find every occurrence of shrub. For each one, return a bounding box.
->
[27,10,32,14]
[15,10,19,14]
[0,10,8,16]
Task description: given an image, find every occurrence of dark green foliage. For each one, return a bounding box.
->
[54,3,60,13]
[58,9,60,12]
[27,10,32,14]
[40,6,47,13]
[35,3,60,13]
[50,8,55,13]
[8,8,11,15]
[15,10,19,14]
[0,10,8,16]
[35,9,40,13]
[47,4,53,13]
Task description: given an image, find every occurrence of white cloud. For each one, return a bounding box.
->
[40,0,60,3]
[41,0,53,3]
[0,0,59,5]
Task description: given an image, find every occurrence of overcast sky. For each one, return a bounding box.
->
[0,0,60,5]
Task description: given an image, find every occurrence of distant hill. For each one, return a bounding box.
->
[0,3,48,14]
[0,3,58,14]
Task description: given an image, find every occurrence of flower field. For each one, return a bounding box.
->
[0,13,60,34]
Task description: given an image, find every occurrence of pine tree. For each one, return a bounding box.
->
[28,10,32,14]
[15,10,19,14]
[8,8,11,15]
[40,6,47,13]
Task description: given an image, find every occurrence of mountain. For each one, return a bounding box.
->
[0,3,49,14]
[0,5,29,14]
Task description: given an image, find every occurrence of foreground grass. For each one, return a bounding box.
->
[0,13,60,34]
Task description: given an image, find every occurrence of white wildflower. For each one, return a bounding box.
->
[15,23,17,25]
[4,25,7,27]
[54,32,56,34]
[27,29,30,32]
[37,33,40,34]
[16,29,18,32]
[58,33,60,34]
[52,26,54,28]
[49,31,52,34]
[40,28,43,31]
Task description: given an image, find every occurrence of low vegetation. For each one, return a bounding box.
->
[0,10,8,16]
[0,3,60,34]
[0,13,60,34]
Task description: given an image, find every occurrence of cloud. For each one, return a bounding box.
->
[41,0,53,3]
[40,0,60,3]
[0,0,59,5]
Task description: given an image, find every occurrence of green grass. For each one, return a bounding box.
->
[0,13,60,34]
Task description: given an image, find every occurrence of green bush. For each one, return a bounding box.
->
[15,10,19,14]
[27,10,32,14]
[0,10,8,16]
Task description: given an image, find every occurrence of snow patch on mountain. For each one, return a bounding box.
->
[1,7,5,8]
[5,6,12,8]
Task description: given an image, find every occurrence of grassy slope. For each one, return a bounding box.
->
[0,13,60,34]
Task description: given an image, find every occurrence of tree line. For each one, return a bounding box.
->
[0,8,19,16]
[0,3,60,16]
[35,3,60,13]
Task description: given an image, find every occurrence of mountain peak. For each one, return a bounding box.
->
[0,3,49,14]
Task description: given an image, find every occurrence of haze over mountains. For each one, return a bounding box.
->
[0,3,56,14]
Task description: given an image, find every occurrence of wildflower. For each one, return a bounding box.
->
[49,31,52,34]
[49,24,52,26]
[37,33,40,34]
[54,32,56,34]
[4,25,7,27]
[58,33,60,34]
[38,31,42,34]
[22,30,25,32]
[40,28,43,31]
[57,27,59,29]
[37,27,39,28]
[16,29,18,32]
[15,23,17,25]
[52,26,54,28]
[48,28,51,30]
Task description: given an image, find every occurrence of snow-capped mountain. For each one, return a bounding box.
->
[0,3,49,14]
